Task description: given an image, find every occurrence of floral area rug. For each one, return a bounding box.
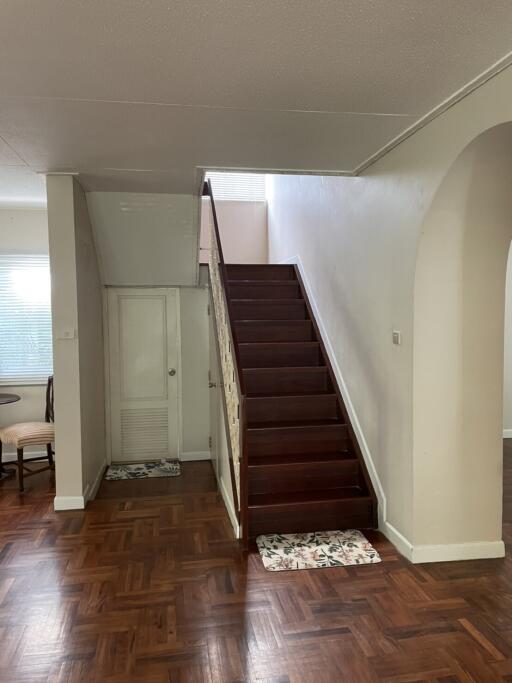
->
[256,529,381,571]
[105,459,181,480]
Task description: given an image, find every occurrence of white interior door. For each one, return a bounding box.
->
[107,288,181,463]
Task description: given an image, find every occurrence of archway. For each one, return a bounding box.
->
[412,123,512,560]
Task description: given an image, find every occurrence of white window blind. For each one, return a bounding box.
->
[0,255,53,385]
[206,172,266,201]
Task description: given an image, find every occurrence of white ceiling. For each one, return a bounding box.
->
[1,0,512,204]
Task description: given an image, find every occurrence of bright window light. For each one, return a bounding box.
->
[0,255,53,384]
[205,172,266,201]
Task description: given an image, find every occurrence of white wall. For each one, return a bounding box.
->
[200,199,268,264]
[504,245,512,435]
[0,208,48,253]
[87,192,199,286]
[268,63,512,562]
[47,175,106,509]
[0,208,50,456]
[73,180,107,500]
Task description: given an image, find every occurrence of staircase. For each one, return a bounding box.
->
[225,263,378,542]
[204,180,377,544]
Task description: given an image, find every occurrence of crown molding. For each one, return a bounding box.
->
[353,50,512,176]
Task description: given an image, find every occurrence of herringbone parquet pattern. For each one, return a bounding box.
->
[0,456,511,682]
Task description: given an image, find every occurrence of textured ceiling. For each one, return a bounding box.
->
[1,0,512,204]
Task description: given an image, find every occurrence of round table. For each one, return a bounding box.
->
[0,393,20,478]
[0,393,20,406]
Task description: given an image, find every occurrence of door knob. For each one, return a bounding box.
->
[209,382,217,388]
[168,369,176,376]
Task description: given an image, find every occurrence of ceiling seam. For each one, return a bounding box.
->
[0,94,416,118]
[0,133,30,167]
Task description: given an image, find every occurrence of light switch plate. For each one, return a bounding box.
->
[392,330,402,346]
[58,328,77,340]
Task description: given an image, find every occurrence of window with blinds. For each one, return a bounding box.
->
[205,172,266,201]
[0,255,53,385]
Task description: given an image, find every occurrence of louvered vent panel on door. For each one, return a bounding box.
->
[121,407,168,460]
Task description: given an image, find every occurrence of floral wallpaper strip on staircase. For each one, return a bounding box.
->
[208,218,241,508]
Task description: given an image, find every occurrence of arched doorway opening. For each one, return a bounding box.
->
[412,123,512,560]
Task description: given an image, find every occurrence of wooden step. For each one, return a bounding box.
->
[231,299,307,320]
[243,367,332,396]
[246,394,338,425]
[234,320,315,343]
[228,280,301,300]
[248,457,360,495]
[247,422,349,457]
[226,264,296,281]
[238,342,322,368]
[248,488,374,537]
[249,452,354,466]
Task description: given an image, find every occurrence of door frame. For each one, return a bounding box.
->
[103,286,183,465]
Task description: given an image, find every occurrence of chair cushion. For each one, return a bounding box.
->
[0,422,55,449]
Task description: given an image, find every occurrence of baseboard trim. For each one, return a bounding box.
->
[180,451,211,462]
[382,523,506,563]
[383,521,414,561]
[411,540,505,564]
[219,475,240,538]
[54,496,85,511]
[86,460,106,503]
[504,429,512,439]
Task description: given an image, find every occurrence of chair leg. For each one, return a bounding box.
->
[17,448,24,493]
[46,443,54,470]
[0,441,15,480]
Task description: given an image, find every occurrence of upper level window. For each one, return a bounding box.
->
[0,255,53,385]
[205,172,266,201]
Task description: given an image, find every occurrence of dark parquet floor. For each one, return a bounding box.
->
[0,449,512,682]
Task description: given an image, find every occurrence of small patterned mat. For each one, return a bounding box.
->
[257,529,381,571]
[105,459,181,480]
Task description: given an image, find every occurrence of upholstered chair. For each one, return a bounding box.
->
[0,376,55,492]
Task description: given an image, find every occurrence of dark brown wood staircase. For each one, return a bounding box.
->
[203,181,377,544]
[226,263,378,542]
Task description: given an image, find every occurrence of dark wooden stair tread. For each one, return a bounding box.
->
[248,452,355,467]
[235,319,312,324]
[234,320,315,342]
[246,392,336,402]
[239,342,324,369]
[246,389,332,397]
[228,279,299,285]
[231,298,305,305]
[249,487,370,508]
[246,393,339,425]
[247,418,344,430]
[226,264,296,280]
[231,299,308,321]
[243,366,332,396]
[238,341,319,346]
